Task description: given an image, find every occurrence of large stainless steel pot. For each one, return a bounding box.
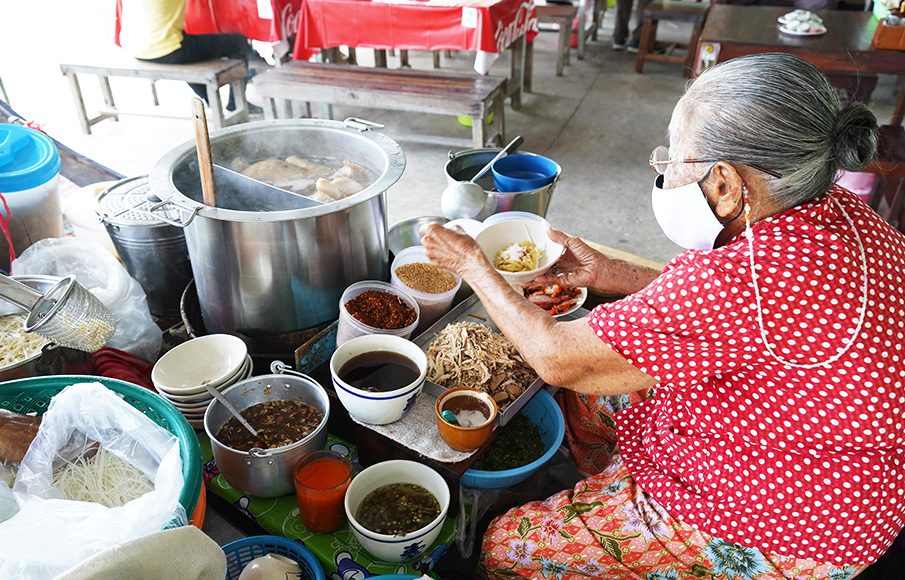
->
[149,119,405,337]
[203,369,330,497]
[444,148,560,220]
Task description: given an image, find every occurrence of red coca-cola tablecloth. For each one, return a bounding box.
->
[292,0,538,73]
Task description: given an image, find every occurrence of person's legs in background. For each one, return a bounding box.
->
[146,33,262,112]
[626,0,652,53]
[612,0,633,50]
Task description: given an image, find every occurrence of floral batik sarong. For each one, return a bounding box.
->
[556,389,653,477]
[479,453,866,580]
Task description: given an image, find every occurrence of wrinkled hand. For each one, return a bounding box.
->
[531,228,606,289]
[418,223,492,282]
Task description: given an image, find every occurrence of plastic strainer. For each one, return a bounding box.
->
[0,273,117,352]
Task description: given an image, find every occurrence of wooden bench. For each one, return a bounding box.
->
[254,61,507,148]
[635,1,709,78]
[59,56,250,134]
[535,4,580,77]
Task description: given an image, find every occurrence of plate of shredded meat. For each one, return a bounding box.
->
[414,294,542,424]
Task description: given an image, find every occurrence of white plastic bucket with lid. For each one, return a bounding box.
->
[390,245,461,333]
[0,125,62,272]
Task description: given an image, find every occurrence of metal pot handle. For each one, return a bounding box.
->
[343,117,384,132]
[146,198,202,228]
[245,447,276,469]
[270,360,319,384]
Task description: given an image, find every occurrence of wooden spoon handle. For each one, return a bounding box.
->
[192,98,217,207]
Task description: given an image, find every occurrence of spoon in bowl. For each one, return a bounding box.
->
[440,135,524,220]
[204,382,258,438]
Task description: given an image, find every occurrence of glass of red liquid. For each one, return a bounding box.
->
[294,449,353,533]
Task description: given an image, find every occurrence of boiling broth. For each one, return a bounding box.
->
[338,351,420,392]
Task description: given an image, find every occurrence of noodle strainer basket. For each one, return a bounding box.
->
[0,273,117,352]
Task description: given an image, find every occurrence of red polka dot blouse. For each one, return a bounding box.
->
[587,186,905,566]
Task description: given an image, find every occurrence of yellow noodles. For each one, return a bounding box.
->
[493,241,540,272]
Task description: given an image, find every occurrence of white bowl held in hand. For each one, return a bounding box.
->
[474,218,565,285]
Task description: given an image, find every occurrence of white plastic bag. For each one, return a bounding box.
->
[0,382,185,579]
[11,238,162,361]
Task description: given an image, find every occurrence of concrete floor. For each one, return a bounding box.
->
[3,0,902,557]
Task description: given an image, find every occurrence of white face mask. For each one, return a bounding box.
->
[651,171,725,251]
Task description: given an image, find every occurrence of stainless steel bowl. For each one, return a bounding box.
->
[387,216,449,257]
[0,276,87,381]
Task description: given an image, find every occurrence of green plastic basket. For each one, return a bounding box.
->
[0,375,202,519]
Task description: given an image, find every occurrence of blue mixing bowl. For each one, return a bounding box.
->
[491,153,559,193]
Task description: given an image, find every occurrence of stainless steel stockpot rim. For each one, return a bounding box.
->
[150,118,406,223]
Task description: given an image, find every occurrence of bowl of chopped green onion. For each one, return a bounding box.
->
[461,388,564,489]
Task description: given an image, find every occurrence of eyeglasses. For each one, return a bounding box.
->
[649,146,782,179]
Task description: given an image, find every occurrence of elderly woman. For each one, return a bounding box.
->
[419,53,904,579]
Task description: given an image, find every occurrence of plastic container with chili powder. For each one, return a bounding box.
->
[336,280,420,347]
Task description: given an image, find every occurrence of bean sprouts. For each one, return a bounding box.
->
[0,314,49,369]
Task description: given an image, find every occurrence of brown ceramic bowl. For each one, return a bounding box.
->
[435,387,498,452]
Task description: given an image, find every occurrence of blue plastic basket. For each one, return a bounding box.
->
[223,535,325,580]
[461,388,565,489]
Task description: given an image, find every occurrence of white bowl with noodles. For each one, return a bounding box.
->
[474,219,565,285]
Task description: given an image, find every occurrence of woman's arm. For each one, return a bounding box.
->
[419,224,658,397]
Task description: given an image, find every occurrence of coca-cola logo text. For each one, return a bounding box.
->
[493,0,537,54]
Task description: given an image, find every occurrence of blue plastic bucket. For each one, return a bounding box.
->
[491,153,559,193]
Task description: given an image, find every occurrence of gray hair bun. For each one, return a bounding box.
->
[832,100,878,174]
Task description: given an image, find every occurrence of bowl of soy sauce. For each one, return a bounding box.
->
[329,334,427,424]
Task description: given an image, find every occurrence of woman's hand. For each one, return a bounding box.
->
[418,223,494,283]
[531,228,607,289]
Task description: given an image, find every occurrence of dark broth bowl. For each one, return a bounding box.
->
[329,334,427,424]
[344,460,450,562]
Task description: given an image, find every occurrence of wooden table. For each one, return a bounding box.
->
[694,5,905,125]
[292,0,538,109]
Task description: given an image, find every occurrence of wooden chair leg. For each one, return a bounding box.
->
[205,82,226,129]
[64,72,92,135]
[683,22,704,79]
[635,18,655,74]
[556,17,572,76]
[98,76,119,122]
[150,80,160,106]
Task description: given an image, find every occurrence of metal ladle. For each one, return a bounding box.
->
[440,135,523,219]
[204,382,259,438]
[0,274,117,352]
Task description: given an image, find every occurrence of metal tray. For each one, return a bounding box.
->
[412,292,588,426]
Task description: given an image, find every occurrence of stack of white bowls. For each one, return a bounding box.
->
[151,334,252,429]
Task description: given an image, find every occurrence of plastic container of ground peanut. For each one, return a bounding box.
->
[390,246,462,334]
[336,280,421,348]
